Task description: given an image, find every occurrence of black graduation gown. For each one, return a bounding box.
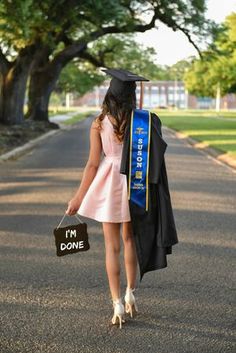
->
[120,112,179,282]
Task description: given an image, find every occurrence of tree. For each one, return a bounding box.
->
[0,0,80,124]
[0,0,214,125]
[27,0,214,122]
[57,62,104,96]
[184,12,236,110]
[0,0,45,124]
[167,59,193,81]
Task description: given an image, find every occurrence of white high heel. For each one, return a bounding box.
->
[124,287,138,318]
[111,298,125,329]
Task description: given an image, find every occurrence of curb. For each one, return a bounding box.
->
[163,126,236,171]
[0,128,61,163]
[0,114,94,163]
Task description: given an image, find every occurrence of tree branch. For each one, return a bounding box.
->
[40,3,203,75]
[173,24,202,58]
[79,51,105,67]
[49,6,160,68]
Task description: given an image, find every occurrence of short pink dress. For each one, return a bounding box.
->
[77,115,131,223]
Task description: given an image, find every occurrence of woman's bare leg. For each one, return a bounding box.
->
[102,222,121,301]
[122,221,138,289]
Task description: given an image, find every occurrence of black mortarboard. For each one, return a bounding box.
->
[102,68,149,108]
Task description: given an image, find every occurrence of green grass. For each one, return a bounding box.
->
[154,110,236,158]
[48,106,81,117]
[62,111,96,125]
[48,110,71,117]
[155,109,236,119]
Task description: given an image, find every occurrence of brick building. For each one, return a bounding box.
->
[72,80,236,110]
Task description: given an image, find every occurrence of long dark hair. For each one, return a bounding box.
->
[96,89,136,143]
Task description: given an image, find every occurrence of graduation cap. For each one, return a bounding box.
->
[101,68,149,109]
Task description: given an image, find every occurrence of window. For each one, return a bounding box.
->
[151,86,158,91]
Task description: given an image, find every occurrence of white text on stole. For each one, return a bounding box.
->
[137,138,143,168]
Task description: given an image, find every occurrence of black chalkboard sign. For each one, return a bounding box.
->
[53,214,90,256]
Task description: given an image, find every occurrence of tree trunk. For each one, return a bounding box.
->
[215,82,221,113]
[1,67,30,124]
[0,74,4,121]
[27,71,53,122]
[27,43,87,122]
[27,59,65,122]
[0,47,36,125]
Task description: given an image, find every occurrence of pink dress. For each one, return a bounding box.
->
[77,115,131,223]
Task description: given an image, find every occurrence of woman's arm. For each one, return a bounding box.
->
[66,119,102,215]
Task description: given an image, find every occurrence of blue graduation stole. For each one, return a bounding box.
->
[128,109,151,211]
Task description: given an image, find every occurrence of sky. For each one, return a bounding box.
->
[135,0,236,66]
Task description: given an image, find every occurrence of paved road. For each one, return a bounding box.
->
[0,116,235,353]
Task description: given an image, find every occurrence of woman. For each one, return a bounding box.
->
[65,74,139,329]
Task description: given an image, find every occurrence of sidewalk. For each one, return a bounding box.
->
[49,111,79,125]
[0,111,84,162]
[164,126,236,171]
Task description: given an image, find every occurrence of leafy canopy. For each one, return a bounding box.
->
[184,12,236,97]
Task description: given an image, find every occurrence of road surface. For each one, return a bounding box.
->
[0,116,235,353]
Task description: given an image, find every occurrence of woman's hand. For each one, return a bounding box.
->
[65,197,82,216]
